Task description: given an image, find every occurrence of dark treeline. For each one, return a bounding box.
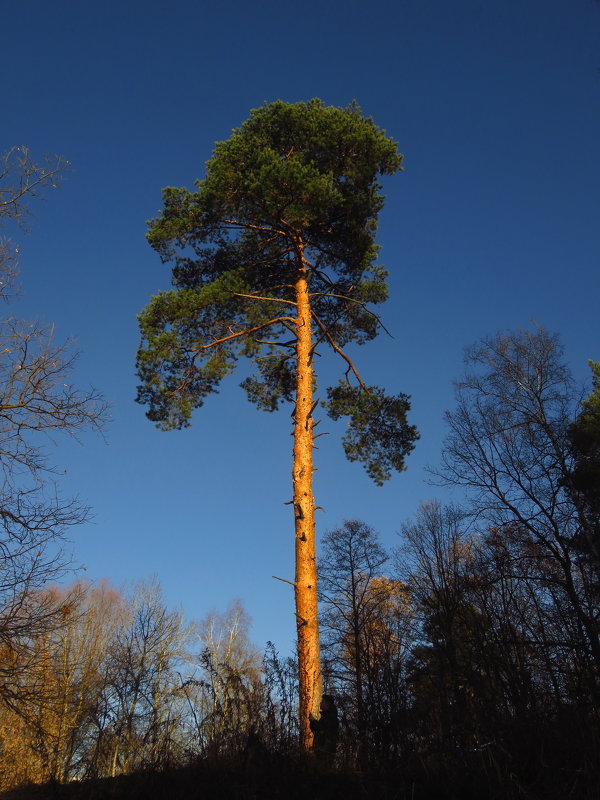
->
[317,328,600,797]
[1,327,599,799]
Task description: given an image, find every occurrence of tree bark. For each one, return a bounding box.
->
[292,241,322,749]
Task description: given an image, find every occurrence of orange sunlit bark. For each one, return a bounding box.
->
[292,239,322,748]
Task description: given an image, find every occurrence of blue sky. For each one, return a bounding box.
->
[3,0,599,654]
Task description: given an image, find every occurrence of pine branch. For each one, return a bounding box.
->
[192,317,297,352]
[310,311,368,391]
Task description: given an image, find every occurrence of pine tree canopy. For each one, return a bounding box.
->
[136,99,418,482]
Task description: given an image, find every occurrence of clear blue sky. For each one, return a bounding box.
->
[3,0,599,654]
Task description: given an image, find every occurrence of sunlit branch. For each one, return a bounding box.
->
[173,317,297,394]
[192,317,297,353]
[230,291,297,307]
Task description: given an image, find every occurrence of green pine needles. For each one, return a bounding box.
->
[136,98,418,483]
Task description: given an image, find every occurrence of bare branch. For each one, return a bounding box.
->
[254,340,295,349]
[230,291,297,307]
[221,218,290,238]
[272,575,297,587]
[192,316,297,353]
[310,311,368,391]
[0,147,68,228]
[308,290,393,337]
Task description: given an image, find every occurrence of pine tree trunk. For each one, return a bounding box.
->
[293,242,322,749]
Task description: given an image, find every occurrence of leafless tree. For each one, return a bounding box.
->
[319,521,388,737]
[433,328,600,693]
[0,146,109,709]
[185,601,263,757]
[91,578,192,777]
[318,521,413,762]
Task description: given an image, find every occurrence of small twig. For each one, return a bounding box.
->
[307,344,322,365]
[253,339,295,349]
[307,399,319,419]
[230,291,297,307]
[272,575,297,587]
[309,291,362,304]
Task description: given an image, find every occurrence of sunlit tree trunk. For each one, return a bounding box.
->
[293,240,322,748]
[138,102,416,752]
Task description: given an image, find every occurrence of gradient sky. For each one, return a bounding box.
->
[3,0,599,654]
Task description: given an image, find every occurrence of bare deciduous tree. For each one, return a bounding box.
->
[0,146,109,709]
[434,328,600,689]
[187,601,262,756]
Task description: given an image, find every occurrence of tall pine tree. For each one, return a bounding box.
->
[136,100,418,747]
